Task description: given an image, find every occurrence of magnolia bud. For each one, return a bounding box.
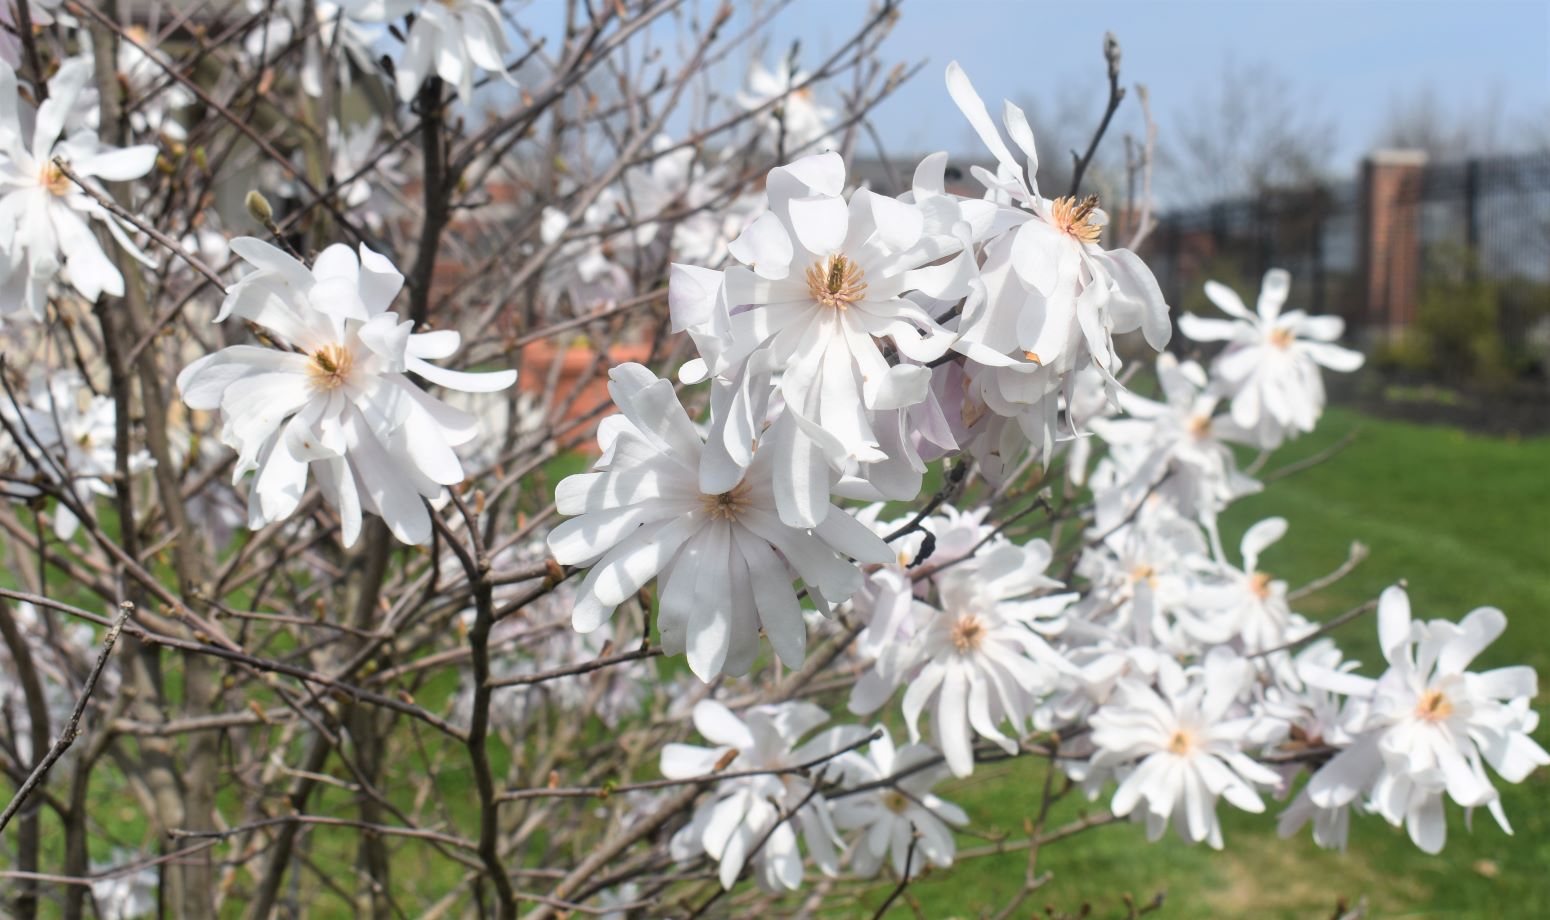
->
[245,190,273,224]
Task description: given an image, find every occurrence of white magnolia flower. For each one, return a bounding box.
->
[537,203,633,316]
[1178,269,1364,447]
[594,882,641,920]
[330,117,407,230]
[1070,496,1206,666]
[1183,517,1308,654]
[1271,640,1370,851]
[1299,585,1547,853]
[831,728,967,877]
[89,857,157,920]
[244,0,377,98]
[738,60,838,153]
[547,363,892,680]
[945,61,1170,385]
[663,700,866,891]
[1062,365,1118,486]
[2,370,153,540]
[671,152,965,526]
[0,0,58,70]
[847,503,1008,716]
[1091,353,1259,520]
[0,602,110,762]
[900,541,1076,776]
[0,57,158,318]
[1090,653,1284,848]
[348,0,516,105]
[118,27,195,141]
[177,239,515,547]
[621,135,752,265]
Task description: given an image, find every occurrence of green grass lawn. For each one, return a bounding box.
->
[882,406,1550,919]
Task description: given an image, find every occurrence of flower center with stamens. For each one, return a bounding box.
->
[1248,571,1273,599]
[1129,563,1157,587]
[805,254,867,310]
[40,162,70,197]
[308,343,354,391]
[1049,195,1103,245]
[1416,688,1453,723]
[950,613,987,653]
[699,479,752,522]
[883,790,910,814]
[1268,327,1296,349]
[1167,729,1197,756]
[1186,414,1212,438]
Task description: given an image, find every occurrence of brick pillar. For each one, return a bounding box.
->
[1359,150,1427,338]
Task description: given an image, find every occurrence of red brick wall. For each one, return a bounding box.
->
[1360,151,1427,337]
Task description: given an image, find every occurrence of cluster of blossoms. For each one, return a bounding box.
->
[0,8,1540,911]
[535,63,1547,890]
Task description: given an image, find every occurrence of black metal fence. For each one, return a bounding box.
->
[1140,151,1550,345]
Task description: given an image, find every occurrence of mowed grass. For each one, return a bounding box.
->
[877,407,1550,918]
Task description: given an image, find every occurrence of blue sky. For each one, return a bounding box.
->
[748,0,1550,169]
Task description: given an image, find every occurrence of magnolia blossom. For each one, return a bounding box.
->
[1183,517,1309,653]
[1298,586,1547,853]
[1071,496,1207,664]
[1091,353,1259,520]
[0,602,112,762]
[548,363,892,680]
[945,61,1169,386]
[671,152,965,526]
[1,371,153,540]
[1270,640,1370,850]
[899,541,1076,776]
[330,117,408,230]
[0,57,157,318]
[0,0,58,70]
[90,856,158,920]
[663,701,865,890]
[738,60,837,153]
[244,0,377,98]
[622,136,756,266]
[1178,269,1364,447]
[118,27,195,141]
[1090,653,1284,848]
[177,239,515,547]
[831,728,967,877]
[845,504,1008,717]
[348,0,515,104]
[538,203,633,315]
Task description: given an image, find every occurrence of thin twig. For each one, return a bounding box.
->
[1068,32,1126,198]
[0,603,133,833]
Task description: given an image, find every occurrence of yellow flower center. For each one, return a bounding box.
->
[805,254,867,310]
[1186,414,1212,438]
[1268,327,1296,349]
[40,161,70,197]
[1049,195,1102,245]
[1167,729,1197,756]
[951,613,987,653]
[700,479,752,522]
[883,790,910,814]
[1248,571,1273,599]
[308,343,354,391]
[1129,564,1157,587]
[1416,689,1453,723]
